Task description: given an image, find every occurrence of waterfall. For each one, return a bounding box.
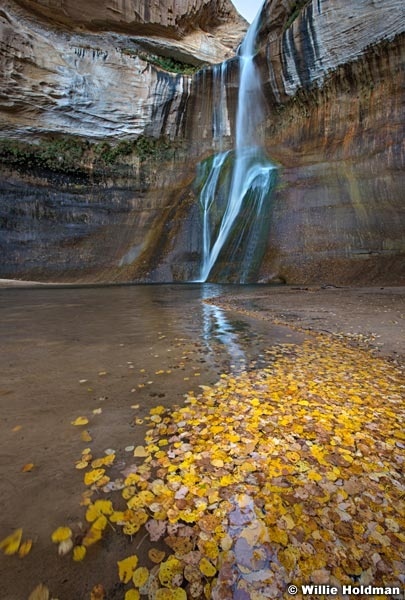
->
[197,4,276,283]
[212,61,229,145]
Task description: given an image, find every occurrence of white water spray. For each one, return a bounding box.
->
[198,4,276,282]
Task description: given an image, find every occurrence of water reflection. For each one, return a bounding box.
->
[200,285,247,370]
[0,283,301,382]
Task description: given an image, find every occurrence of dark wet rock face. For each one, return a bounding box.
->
[0,142,203,282]
[0,0,404,284]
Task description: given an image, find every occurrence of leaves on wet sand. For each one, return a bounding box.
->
[52,338,405,597]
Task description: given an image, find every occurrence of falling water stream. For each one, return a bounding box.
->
[197,4,276,283]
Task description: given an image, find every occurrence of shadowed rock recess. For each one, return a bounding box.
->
[0,0,404,284]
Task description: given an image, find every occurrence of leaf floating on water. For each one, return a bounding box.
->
[71,416,89,426]
[93,515,108,531]
[0,528,23,555]
[158,557,183,588]
[28,583,50,600]
[92,454,115,468]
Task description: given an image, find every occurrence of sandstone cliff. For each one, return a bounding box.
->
[0,0,246,141]
[0,0,404,285]
[256,0,405,284]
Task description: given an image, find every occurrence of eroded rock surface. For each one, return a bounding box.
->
[255,0,405,284]
[0,0,246,140]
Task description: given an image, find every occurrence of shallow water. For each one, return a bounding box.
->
[0,284,305,598]
[0,283,303,377]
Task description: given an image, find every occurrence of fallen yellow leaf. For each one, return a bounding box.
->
[71,416,89,426]
[132,566,149,587]
[21,463,34,472]
[134,446,148,458]
[0,528,23,555]
[81,430,92,442]
[125,590,140,600]
[82,525,102,547]
[28,583,50,600]
[84,469,105,486]
[51,526,72,543]
[117,555,138,583]
[199,557,217,577]
[73,545,86,561]
[18,539,33,558]
[85,500,113,522]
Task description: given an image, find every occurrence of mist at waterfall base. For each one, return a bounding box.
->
[195,3,276,284]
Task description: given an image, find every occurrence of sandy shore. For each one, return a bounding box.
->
[208,285,405,365]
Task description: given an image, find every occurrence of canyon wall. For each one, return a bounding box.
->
[0,0,404,284]
[0,0,246,140]
[256,0,405,284]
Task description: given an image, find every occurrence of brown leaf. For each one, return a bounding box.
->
[90,584,105,600]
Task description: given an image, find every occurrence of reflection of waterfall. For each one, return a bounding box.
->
[200,285,246,369]
[197,3,276,283]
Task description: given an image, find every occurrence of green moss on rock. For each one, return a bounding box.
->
[0,135,180,177]
[284,0,312,29]
[0,137,89,175]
